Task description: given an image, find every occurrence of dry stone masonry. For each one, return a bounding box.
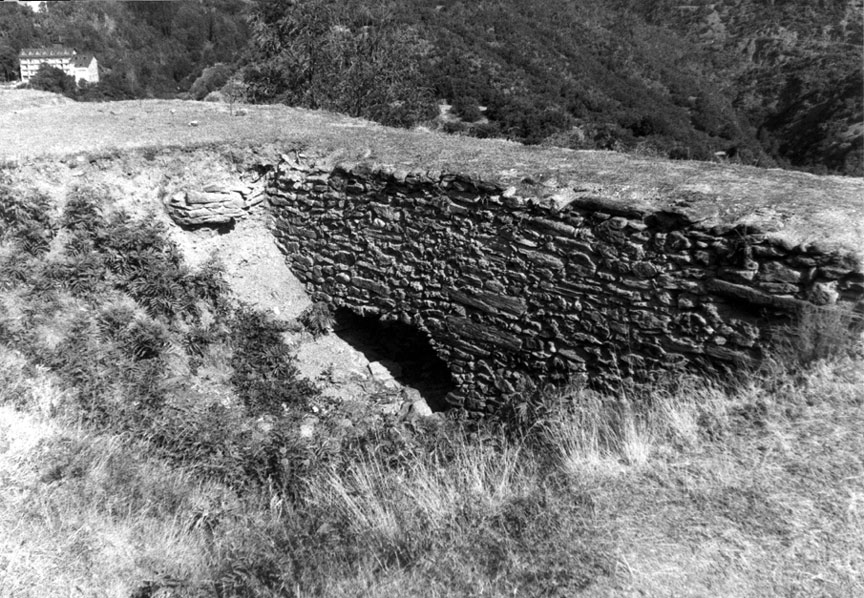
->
[266,152,864,413]
[165,181,265,226]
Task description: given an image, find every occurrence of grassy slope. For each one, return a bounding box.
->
[0,91,862,597]
[2,344,862,596]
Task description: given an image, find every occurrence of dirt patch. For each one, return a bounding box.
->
[168,213,311,320]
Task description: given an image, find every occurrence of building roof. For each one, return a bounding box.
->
[72,54,95,68]
[19,46,76,59]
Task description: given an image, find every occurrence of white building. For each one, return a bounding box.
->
[18,47,99,85]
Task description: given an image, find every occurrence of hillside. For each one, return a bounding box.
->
[636,0,864,174]
[1,93,863,596]
[0,0,249,98]
[2,0,861,176]
[243,0,863,175]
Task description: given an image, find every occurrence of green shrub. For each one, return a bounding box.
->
[770,304,864,369]
[187,257,230,314]
[29,64,78,98]
[451,95,484,122]
[48,314,115,423]
[95,211,183,276]
[230,306,318,416]
[189,63,233,101]
[121,318,171,361]
[0,186,57,255]
[96,303,137,341]
[0,251,33,290]
[123,261,196,320]
[62,187,106,237]
[44,251,108,297]
[142,399,315,494]
[297,301,334,338]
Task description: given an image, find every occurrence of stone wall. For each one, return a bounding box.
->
[267,153,864,412]
[165,181,265,226]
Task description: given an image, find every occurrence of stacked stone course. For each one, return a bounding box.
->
[267,153,864,412]
[165,181,265,226]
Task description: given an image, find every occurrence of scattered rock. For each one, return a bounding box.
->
[299,416,318,439]
[409,398,433,418]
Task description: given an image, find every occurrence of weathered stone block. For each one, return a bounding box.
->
[759,262,802,283]
[446,316,523,351]
[352,276,391,297]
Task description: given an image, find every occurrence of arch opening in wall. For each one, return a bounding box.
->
[332,307,455,411]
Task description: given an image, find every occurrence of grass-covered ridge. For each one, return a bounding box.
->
[3,96,863,262]
[1,173,863,596]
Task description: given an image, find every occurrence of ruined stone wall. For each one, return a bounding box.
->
[267,154,864,412]
[165,181,265,226]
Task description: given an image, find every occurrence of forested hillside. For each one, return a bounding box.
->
[0,0,249,99]
[1,0,860,175]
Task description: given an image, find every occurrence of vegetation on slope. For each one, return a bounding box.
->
[1,0,860,175]
[1,174,863,596]
[241,0,863,174]
[0,0,249,99]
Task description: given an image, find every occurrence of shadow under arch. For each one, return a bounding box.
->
[331,307,455,411]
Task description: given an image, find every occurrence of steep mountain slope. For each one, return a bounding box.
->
[634,0,864,174]
[3,0,860,175]
[0,0,249,98]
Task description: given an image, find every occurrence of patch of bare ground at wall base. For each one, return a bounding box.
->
[170,210,379,398]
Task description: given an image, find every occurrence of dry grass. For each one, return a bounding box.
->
[0,370,237,598]
[2,341,862,596]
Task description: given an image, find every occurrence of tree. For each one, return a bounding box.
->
[189,62,233,100]
[0,45,17,82]
[244,0,436,127]
[29,63,77,97]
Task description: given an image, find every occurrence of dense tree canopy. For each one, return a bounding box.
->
[0,0,249,97]
[28,63,77,95]
[244,0,437,126]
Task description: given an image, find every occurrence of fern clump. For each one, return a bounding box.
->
[230,306,318,417]
[298,301,334,338]
[121,318,171,361]
[61,187,107,237]
[0,186,57,256]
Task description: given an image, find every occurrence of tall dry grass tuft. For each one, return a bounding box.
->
[769,303,864,369]
[0,405,242,598]
[306,438,533,559]
[535,376,730,481]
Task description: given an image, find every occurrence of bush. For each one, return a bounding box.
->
[189,63,233,101]
[121,317,171,361]
[0,186,57,251]
[230,306,318,416]
[451,95,484,122]
[770,304,864,369]
[298,301,334,338]
[62,187,106,237]
[48,314,115,423]
[95,212,180,273]
[29,64,78,98]
[96,303,137,340]
[44,251,109,297]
